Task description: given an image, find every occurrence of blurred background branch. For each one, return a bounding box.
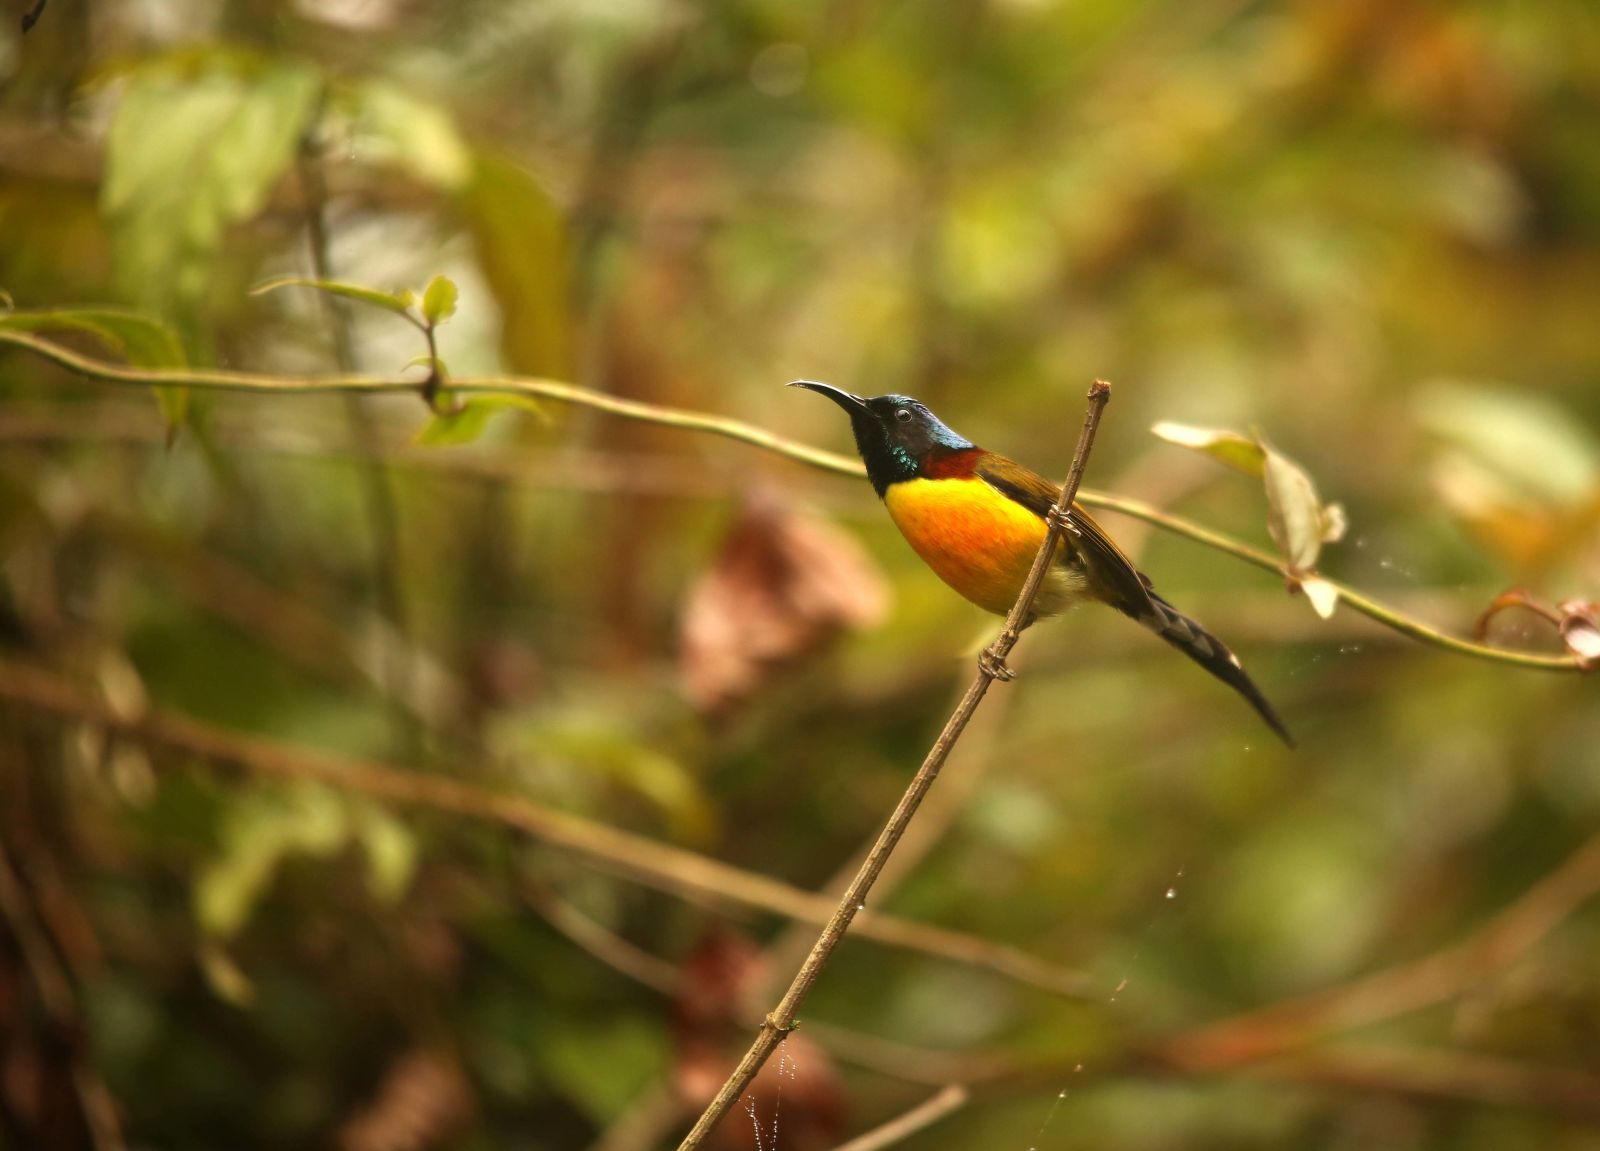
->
[0,659,1092,999]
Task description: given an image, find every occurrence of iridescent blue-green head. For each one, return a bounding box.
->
[790,381,975,497]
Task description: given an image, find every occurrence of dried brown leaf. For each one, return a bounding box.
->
[340,1048,472,1151]
[672,929,845,1151]
[1474,589,1600,668]
[673,927,767,1036]
[1474,588,1553,639]
[679,495,889,713]
[1557,602,1600,670]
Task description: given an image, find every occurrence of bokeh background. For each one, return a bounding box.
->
[2,1,1599,1148]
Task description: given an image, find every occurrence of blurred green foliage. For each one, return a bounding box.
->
[1,1,1598,1149]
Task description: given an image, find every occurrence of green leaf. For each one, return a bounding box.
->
[197,943,256,1007]
[461,152,574,377]
[1416,380,1600,505]
[0,306,184,364]
[421,274,458,326]
[1263,445,1344,573]
[1150,421,1267,476]
[339,79,472,190]
[104,61,321,318]
[193,783,349,940]
[414,393,542,447]
[540,1017,666,1123]
[251,276,417,318]
[534,721,715,845]
[1154,421,1345,575]
[402,353,447,376]
[353,804,417,903]
[0,307,190,434]
[415,403,490,447]
[1263,447,1323,571]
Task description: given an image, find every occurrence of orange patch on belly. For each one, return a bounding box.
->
[883,477,1083,616]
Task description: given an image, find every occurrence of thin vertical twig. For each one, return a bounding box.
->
[674,381,1113,1150]
[296,108,420,757]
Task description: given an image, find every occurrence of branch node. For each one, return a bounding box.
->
[420,372,460,416]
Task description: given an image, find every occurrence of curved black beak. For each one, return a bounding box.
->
[789,379,869,414]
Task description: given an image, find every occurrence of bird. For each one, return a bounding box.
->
[791,381,1293,746]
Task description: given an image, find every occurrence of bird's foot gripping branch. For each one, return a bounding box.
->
[975,648,1018,683]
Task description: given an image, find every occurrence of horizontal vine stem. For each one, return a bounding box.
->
[0,327,1583,673]
[0,327,857,474]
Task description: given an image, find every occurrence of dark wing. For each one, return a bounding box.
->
[974,453,1157,617]
[976,453,1293,745]
[978,452,1293,745]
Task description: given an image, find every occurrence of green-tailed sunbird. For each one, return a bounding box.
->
[793,381,1293,746]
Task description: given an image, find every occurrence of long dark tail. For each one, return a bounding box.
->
[1124,592,1295,748]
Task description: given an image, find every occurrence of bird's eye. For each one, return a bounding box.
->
[895,408,912,423]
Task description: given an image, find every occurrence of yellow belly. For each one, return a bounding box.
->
[883,477,1084,617]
